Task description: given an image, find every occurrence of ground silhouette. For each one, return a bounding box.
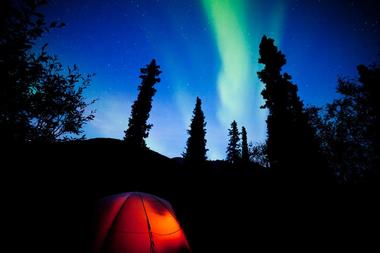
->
[5,139,379,253]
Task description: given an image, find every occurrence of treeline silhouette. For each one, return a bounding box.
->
[1,0,379,186]
[2,1,379,253]
[122,36,378,185]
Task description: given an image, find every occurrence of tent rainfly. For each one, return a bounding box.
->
[94,192,191,253]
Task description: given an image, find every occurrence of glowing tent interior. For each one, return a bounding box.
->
[94,192,191,253]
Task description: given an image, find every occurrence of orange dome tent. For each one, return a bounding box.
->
[94,192,191,253]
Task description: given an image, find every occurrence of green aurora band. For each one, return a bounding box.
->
[202,0,285,142]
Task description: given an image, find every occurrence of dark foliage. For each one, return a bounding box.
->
[241,126,250,164]
[124,59,161,147]
[308,64,379,184]
[183,97,208,166]
[257,35,330,184]
[226,120,240,164]
[0,0,94,143]
[250,142,269,168]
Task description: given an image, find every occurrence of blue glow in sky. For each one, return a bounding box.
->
[40,0,380,159]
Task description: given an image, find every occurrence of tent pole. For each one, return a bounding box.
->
[140,194,154,253]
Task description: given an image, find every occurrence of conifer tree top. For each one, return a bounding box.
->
[259,35,286,74]
[124,59,161,147]
[183,96,208,165]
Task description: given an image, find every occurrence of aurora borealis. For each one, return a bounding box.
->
[202,0,285,153]
[40,0,380,159]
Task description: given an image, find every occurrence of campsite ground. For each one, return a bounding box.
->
[4,138,379,252]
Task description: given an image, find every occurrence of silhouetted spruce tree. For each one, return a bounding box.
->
[257,35,328,183]
[0,0,95,143]
[124,59,161,147]
[241,126,250,165]
[226,121,240,164]
[183,97,208,166]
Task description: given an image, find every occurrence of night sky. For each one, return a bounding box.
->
[39,0,380,159]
